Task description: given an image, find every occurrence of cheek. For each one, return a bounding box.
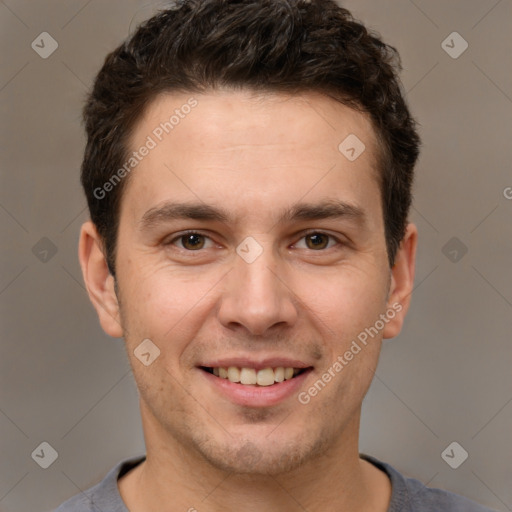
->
[118,264,219,356]
[293,265,389,341]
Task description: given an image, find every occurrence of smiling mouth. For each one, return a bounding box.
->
[200,366,311,386]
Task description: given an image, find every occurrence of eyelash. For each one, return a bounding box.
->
[166,230,343,251]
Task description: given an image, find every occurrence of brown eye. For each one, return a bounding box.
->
[305,233,330,250]
[180,233,206,250]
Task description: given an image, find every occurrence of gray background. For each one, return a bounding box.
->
[1,1,511,511]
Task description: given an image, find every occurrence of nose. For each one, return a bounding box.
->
[217,247,299,336]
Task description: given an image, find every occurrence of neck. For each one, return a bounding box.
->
[119,411,391,512]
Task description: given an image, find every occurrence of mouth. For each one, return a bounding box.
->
[196,358,314,407]
[200,366,311,386]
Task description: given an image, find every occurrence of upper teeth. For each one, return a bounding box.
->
[212,366,299,386]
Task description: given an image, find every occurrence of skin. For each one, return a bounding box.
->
[79,89,417,511]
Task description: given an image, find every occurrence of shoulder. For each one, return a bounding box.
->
[54,492,96,512]
[54,456,145,512]
[361,454,497,512]
[404,476,496,512]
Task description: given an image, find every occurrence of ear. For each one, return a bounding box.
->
[78,221,123,338]
[382,223,417,339]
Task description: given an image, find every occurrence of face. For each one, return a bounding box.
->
[81,89,416,475]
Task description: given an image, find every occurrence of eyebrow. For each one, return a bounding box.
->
[140,202,229,230]
[282,200,366,225]
[139,199,367,231]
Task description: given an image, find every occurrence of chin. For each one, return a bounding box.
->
[195,433,330,476]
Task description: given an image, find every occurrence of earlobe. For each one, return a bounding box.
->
[78,221,124,338]
[382,223,418,340]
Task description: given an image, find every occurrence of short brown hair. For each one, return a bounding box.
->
[81,0,420,275]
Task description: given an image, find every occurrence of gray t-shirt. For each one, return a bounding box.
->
[55,454,496,511]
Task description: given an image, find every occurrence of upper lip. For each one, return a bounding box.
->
[198,357,313,371]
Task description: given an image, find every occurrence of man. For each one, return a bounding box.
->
[56,0,495,510]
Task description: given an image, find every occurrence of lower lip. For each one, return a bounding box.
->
[198,368,312,407]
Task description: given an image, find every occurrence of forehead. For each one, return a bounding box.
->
[136,89,378,158]
[121,89,381,227]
